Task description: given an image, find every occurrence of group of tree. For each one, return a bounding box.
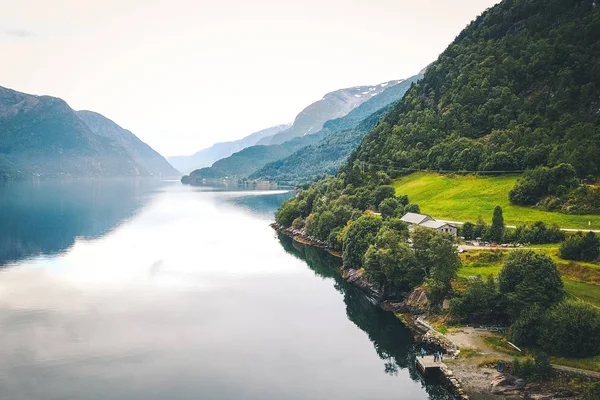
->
[462,217,564,245]
[509,163,580,206]
[450,249,600,358]
[559,231,600,261]
[276,174,458,305]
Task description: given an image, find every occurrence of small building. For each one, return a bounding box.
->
[401,212,457,237]
[401,212,434,225]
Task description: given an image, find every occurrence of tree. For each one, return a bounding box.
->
[462,221,475,240]
[372,185,396,209]
[498,250,564,319]
[490,205,505,243]
[509,305,544,347]
[560,232,600,261]
[404,203,421,214]
[275,198,302,226]
[412,227,460,305]
[450,276,506,323]
[364,228,423,296]
[379,197,399,219]
[342,214,382,269]
[397,194,409,206]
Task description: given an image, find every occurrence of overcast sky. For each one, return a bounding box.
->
[1,0,499,156]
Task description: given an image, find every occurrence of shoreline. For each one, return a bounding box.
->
[271,222,600,400]
[272,222,472,399]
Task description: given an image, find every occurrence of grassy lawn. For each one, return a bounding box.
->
[551,355,600,373]
[393,172,600,230]
[563,279,600,308]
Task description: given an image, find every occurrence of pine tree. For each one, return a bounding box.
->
[490,205,505,243]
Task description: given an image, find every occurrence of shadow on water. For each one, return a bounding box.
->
[277,234,456,400]
[0,179,161,266]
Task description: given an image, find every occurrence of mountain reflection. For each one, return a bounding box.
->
[277,234,455,400]
[0,179,160,266]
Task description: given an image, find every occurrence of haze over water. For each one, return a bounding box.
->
[0,180,453,399]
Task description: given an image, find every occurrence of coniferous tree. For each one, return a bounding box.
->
[490,206,505,243]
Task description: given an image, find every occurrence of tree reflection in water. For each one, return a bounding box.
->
[277,234,456,400]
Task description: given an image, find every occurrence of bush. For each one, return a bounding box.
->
[291,217,304,229]
[511,352,552,381]
[538,300,600,358]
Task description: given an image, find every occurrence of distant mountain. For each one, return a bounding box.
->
[249,73,423,183]
[186,132,327,182]
[257,80,404,146]
[77,110,179,178]
[180,78,412,180]
[0,86,146,179]
[168,124,289,174]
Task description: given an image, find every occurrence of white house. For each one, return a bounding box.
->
[400,212,458,237]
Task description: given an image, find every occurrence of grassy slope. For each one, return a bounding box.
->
[393,173,600,230]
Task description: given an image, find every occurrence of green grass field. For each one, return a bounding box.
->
[393,173,600,230]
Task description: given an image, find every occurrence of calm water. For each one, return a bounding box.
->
[0,180,453,400]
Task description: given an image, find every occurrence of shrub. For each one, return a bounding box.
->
[291,217,304,229]
[538,300,600,358]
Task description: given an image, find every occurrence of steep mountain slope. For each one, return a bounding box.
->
[0,86,146,179]
[250,73,423,183]
[258,80,403,146]
[168,124,289,174]
[186,132,327,182]
[184,78,414,182]
[350,0,600,177]
[77,110,180,177]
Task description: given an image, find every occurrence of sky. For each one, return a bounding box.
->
[1,0,500,157]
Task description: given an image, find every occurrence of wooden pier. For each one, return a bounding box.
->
[416,355,445,374]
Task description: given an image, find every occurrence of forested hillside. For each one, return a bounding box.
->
[185,132,327,181]
[350,0,599,177]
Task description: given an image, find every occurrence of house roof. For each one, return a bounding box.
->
[400,212,432,225]
[419,220,456,229]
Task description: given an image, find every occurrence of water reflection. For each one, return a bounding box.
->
[277,234,455,400]
[0,184,454,399]
[0,179,161,266]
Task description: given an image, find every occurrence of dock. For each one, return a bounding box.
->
[416,355,445,374]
